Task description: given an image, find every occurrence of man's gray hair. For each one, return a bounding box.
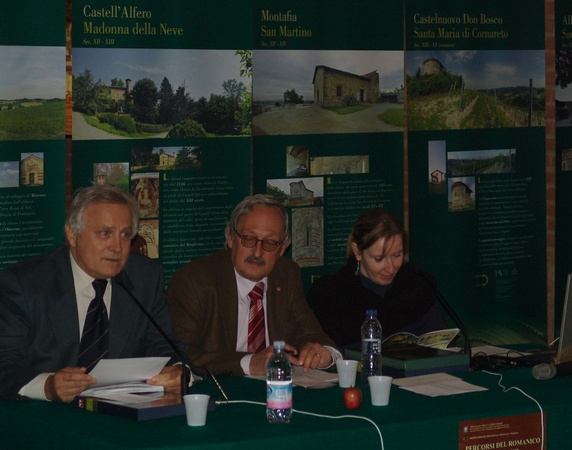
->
[224,194,291,248]
[65,184,139,241]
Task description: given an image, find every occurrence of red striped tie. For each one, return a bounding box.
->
[247,282,265,354]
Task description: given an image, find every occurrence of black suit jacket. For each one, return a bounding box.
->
[0,245,185,399]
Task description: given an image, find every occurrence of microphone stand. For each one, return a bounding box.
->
[416,268,473,365]
[114,277,191,396]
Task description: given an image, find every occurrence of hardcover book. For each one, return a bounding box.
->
[344,332,470,378]
[76,392,186,421]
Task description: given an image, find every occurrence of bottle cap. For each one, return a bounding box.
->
[273,340,286,349]
[366,309,378,318]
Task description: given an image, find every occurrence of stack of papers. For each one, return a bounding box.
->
[249,367,338,389]
[80,357,169,402]
[81,381,164,397]
[291,366,338,388]
[392,373,488,397]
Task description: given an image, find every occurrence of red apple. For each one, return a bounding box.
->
[343,386,362,410]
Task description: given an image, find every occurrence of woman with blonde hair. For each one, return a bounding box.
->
[307,209,447,348]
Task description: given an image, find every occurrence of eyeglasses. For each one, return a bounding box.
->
[233,228,283,252]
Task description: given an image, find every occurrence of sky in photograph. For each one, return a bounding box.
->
[556,85,572,102]
[428,140,446,182]
[73,48,249,99]
[268,177,324,197]
[253,50,404,102]
[0,46,65,99]
[448,148,515,160]
[0,162,19,188]
[407,50,545,91]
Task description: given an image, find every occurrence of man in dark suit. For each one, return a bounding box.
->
[167,194,340,376]
[0,185,189,402]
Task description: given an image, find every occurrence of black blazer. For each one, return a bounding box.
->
[0,245,185,399]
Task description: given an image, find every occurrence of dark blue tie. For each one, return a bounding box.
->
[78,279,109,372]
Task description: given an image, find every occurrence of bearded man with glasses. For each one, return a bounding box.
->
[167,194,340,377]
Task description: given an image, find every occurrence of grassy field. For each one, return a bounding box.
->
[378,108,404,128]
[0,101,65,140]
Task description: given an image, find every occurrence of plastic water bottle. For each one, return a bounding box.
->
[361,309,383,385]
[266,340,293,423]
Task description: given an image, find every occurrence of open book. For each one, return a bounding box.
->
[382,328,460,350]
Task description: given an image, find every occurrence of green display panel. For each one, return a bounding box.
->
[72,0,252,282]
[406,0,547,345]
[0,1,66,269]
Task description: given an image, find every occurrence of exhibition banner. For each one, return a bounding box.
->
[71,0,252,281]
[555,0,572,323]
[251,0,405,289]
[0,2,66,269]
[406,0,547,345]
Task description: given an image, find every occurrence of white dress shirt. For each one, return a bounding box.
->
[234,269,340,375]
[235,270,268,374]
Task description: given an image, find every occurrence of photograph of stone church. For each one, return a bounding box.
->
[313,66,379,108]
[252,49,404,136]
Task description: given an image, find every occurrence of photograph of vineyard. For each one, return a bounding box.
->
[0,46,66,141]
[406,50,545,131]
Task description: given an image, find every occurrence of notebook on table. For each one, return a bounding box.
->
[488,273,572,368]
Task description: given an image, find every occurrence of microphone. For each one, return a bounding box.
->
[113,274,192,396]
[532,361,572,380]
[414,267,472,362]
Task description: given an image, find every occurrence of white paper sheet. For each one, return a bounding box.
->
[392,372,488,397]
[249,367,338,388]
[84,357,170,388]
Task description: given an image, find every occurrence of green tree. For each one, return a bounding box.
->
[193,96,209,125]
[284,89,304,104]
[72,68,102,115]
[267,183,288,202]
[130,78,158,123]
[175,146,202,169]
[223,79,246,109]
[222,79,248,135]
[236,90,252,135]
[106,163,128,185]
[235,50,252,78]
[204,94,232,133]
[196,79,249,135]
[556,51,572,89]
[131,147,156,168]
[167,119,208,138]
[158,77,174,124]
[172,84,192,125]
[233,50,252,135]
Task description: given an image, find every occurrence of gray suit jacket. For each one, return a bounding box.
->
[167,249,336,376]
[0,245,185,399]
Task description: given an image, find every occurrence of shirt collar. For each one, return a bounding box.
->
[69,250,110,292]
[234,269,267,300]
